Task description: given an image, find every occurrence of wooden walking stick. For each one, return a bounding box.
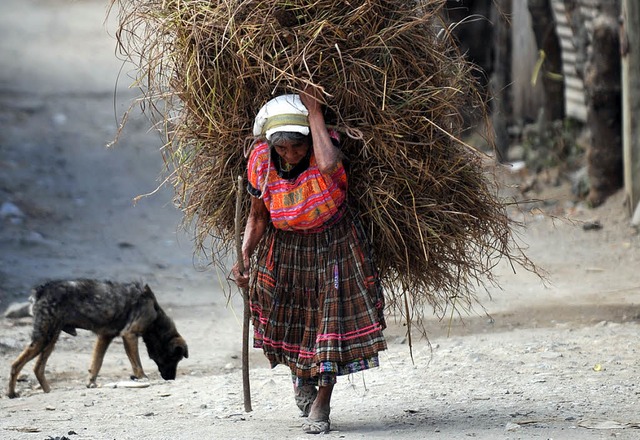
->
[235,175,252,412]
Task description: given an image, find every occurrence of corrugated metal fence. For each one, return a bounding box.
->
[550,0,600,122]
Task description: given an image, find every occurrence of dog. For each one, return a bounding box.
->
[7,279,188,398]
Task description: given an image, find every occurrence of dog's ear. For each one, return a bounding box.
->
[143,284,157,299]
[174,344,188,359]
[174,337,189,359]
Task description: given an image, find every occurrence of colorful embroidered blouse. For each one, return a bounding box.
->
[247,131,347,231]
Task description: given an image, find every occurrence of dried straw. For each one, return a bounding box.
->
[109,0,537,334]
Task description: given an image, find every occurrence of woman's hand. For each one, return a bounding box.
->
[232,258,251,289]
[299,84,323,116]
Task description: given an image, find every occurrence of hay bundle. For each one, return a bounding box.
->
[110,0,534,332]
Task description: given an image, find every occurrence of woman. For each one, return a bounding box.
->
[233,86,386,434]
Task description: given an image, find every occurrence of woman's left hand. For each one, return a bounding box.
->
[300,84,323,114]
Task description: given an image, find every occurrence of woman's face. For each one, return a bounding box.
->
[272,139,310,167]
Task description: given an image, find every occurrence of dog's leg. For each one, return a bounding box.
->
[7,340,47,398]
[33,333,60,394]
[87,334,114,388]
[122,332,147,380]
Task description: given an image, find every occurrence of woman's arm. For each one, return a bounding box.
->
[300,85,341,175]
[232,196,270,288]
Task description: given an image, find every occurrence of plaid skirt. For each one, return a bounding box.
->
[249,207,387,380]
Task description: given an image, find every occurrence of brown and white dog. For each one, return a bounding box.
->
[7,279,188,398]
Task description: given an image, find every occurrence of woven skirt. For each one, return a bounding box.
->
[249,208,387,380]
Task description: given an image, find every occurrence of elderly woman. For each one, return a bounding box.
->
[233,86,386,434]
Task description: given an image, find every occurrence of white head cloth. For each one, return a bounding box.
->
[252,94,310,141]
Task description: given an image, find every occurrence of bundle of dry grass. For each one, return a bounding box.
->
[110,0,536,334]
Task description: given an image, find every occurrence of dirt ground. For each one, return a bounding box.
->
[2,1,640,439]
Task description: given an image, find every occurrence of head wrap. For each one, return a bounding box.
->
[252,94,310,141]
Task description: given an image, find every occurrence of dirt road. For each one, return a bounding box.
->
[2,1,640,439]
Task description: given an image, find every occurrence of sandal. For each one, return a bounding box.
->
[302,418,330,434]
[294,385,318,417]
[302,406,331,434]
